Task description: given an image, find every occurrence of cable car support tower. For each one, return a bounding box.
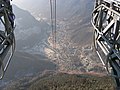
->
[0,0,15,79]
[92,0,120,88]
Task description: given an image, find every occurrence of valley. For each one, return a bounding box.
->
[0,0,115,89]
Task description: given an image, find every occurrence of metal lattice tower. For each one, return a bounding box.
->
[92,0,120,88]
[0,0,15,79]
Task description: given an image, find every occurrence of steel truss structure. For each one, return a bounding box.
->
[92,0,120,88]
[0,0,15,79]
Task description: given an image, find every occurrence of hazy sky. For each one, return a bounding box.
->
[12,0,46,7]
[12,0,49,11]
[12,0,34,8]
[12,0,24,6]
[12,0,27,10]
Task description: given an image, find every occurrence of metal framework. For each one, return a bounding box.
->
[92,0,120,88]
[0,0,15,79]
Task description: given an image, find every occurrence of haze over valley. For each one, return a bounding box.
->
[0,0,113,89]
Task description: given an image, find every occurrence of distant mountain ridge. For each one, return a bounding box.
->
[13,0,94,19]
[13,5,50,54]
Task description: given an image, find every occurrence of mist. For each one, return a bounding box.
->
[0,1,109,90]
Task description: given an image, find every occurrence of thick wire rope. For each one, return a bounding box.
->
[50,0,57,49]
[54,0,57,49]
[50,0,54,48]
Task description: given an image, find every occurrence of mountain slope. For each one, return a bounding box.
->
[13,0,94,19]
[13,5,50,54]
[2,73,115,90]
[1,1,116,90]
[0,51,56,88]
[44,0,104,73]
[12,0,105,75]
